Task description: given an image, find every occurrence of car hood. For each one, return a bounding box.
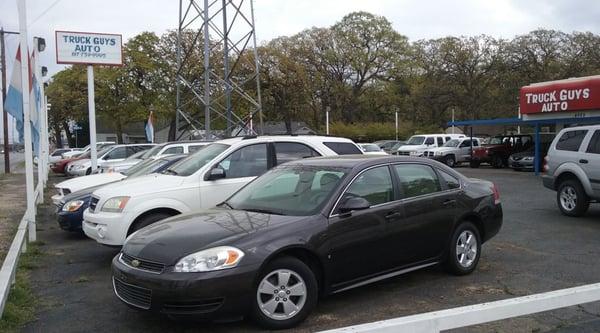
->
[123,209,306,264]
[62,182,121,202]
[56,173,126,192]
[103,159,141,168]
[396,145,425,152]
[92,173,185,199]
[511,150,534,159]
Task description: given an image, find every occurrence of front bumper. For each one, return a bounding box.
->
[83,209,133,246]
[509,159,534,169]
[111,254,259,320]
[57,209,85,232]
[68,167,89,176]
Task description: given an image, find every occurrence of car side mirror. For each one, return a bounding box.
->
[205,167,226,181]
[339,197,370,214]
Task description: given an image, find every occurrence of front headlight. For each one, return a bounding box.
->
[434,151,443,156]
[523,156,534,161]
[62,200,85,212]
[101,196,130,213]
[174,246,244,272]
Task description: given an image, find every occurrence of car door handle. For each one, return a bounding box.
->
[579,159,589,164]
[442,199,456,206]
[385,211,402,220]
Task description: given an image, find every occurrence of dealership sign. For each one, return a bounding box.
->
[520,76,600,114]
[55,31,123,65]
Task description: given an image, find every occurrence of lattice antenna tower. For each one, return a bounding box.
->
[176,0,263,139]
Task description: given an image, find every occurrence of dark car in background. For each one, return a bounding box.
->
[469,134,534,168]
[56,155,186,232]
[112,155,502,329]
[508,142,551,171]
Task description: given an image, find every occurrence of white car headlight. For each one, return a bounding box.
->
[523,156,534,161]
[101,196,130,213]
[62,200,85,212]
[174,246,244,272]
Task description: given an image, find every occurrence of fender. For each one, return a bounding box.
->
[128,197,192,226]
[554,162,593,196]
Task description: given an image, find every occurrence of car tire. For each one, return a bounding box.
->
[444,222,481,276]
[251,256,318,329]
[469,161,480,168]
[491,155,503,168]
[129,212,173,235]
[557,179,590,217]
[444,155,456,168]
[85,168,92,175]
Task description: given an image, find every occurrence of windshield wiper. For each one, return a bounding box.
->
[244,208,286,216]
[217,202,233,209]
[163,169,179,175]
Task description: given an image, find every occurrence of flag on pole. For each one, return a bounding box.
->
[30,50,41,157]
[145,111,154,143]
[4,46,25,143]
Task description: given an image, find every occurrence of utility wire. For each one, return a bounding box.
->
[29,0,63,27]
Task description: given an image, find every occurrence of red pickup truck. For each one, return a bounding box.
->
[469,134,534,168]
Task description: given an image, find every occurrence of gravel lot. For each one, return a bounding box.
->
[20,167,600,333]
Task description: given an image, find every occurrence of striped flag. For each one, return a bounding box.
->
[4,46,25,142]
[145,111,154,143]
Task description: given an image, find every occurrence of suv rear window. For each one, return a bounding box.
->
[586,130,600,154]
[556,130,588,152]
[323,142,362,155]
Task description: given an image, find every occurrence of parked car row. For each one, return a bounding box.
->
[51,134,503,329]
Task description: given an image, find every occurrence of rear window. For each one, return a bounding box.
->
[586,130,600,154]
[323,142,362,155]
[556,130,588,152]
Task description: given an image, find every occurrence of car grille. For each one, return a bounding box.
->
[424,151,434,157]
[162,298,224,314]
[113,277,152,309]
[397,151,410,156]
[89,196,99,212]
[119,253,165,274]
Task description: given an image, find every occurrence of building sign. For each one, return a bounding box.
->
[55,31,123,66]
[520,76,600,115]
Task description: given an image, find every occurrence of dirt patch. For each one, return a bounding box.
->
[0,173,27,262]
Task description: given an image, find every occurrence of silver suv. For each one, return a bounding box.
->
[542,125,600,216]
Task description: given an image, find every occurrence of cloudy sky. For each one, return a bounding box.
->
[1,0,599,77]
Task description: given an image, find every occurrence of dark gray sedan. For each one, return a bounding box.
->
[112,156,502,329]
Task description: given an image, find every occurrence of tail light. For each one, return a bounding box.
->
[492,183,500,205]
[543,156,549,173]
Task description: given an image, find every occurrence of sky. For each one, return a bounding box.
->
[1,0,599,142]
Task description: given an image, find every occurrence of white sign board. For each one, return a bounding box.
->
[55,31,123,66]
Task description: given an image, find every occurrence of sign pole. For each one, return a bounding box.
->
[17,0,36,241]
[395,111,399,141]
[87,65,97,173]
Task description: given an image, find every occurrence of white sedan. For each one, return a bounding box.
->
[358,143,388,155]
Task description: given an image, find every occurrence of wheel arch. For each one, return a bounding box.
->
[555,166,593,196]
[127,207,181,236]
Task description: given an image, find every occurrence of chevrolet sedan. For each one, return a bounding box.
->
[112,156,502,329]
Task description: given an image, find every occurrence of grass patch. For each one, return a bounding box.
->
[0,241,44,332]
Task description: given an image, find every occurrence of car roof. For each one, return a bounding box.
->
[284,155,428,169]
[215,135,355,145]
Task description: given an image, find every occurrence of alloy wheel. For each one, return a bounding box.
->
[257,269,307,321]
[560,185,577,211]
[456,230,477,268]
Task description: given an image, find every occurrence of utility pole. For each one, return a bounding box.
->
[1,28,20,174]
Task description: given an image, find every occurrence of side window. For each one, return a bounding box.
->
[188,145,206,153]
[323,142,362,155]
[424,137,434,145]
[342,166,393,207]
[473,140,479,147]
[439,170,461,189]
[586,131,600,154]
[218,143,268,179]
[436,137,444,147]
[275,142,320,165]
[445,136,451,141]
[459,140,470,148]
[163,146,184,155]
[556,130,588,152]
[126,147,139,157]
[106,147,127,160]
[393,164,442,198]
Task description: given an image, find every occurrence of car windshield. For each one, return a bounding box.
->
[163,143,229,177]
[141,144,165,159]
[126,150,147,160]
[391,142,404,150]
[406,136,425,145]
[97,147,113,158]
[361,144,381,152]
[489,137,503,144]
[123,158,168,177]
[444,139,460,147]
[225,165,349,216]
